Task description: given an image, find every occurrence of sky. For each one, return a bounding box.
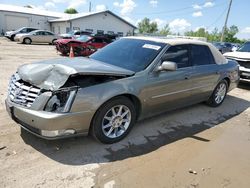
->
[1,0,249,39]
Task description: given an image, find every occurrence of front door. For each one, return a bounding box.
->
[144,44,195,116]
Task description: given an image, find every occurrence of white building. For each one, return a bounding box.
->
[0,4,136,36]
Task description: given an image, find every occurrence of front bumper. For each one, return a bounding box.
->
[14,36,21,42]
[5,99,92,139]
[56,43,69,54]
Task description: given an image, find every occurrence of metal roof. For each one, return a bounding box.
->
[0,4,136,29]
[49,10,137,29]
[0,4,65,18]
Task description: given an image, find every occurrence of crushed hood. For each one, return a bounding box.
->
[224,51,250,61]
[56,38,79,44]
[17,57,134,90]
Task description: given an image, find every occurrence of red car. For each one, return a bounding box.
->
[55,35,111,56]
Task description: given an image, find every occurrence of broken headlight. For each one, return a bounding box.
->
[44,87,78,113]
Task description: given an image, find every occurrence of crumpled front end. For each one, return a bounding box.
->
[5,73,93,139]
[5,58,134,139]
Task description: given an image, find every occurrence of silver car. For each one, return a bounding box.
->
[5,37,239,143]
[14,30,58,44]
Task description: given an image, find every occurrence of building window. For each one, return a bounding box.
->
[73,27,80,30]
[107,31,114,35]
[97,30,104,35]
[85,29,93,33]
[52,27,55,33]
[117,32,123,37]
[66,27,70,33]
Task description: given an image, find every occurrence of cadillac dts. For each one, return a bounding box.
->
[5,37,239,143]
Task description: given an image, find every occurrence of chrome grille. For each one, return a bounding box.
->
[237,61,250,69]
[8,74,41,107]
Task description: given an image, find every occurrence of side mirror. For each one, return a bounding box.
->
[157,61,177,71]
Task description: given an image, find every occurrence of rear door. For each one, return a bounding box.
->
[189,44,220,101]
[31,31,42,42]
[44,31,54,43]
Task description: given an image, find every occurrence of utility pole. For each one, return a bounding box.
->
[89,1,92,12]
[221,0,233,42]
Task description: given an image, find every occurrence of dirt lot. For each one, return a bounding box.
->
[0,37,250,188]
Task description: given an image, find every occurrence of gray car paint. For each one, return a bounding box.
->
[5,39,240,139]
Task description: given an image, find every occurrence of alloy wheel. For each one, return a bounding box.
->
[214,82,227,104]
[101,105,131,139]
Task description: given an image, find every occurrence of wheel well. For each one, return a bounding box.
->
[88,94,142,135]
[23,37,32,43]
[121,94,141,119]
[223,77,230,88]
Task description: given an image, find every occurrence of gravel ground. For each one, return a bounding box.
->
[0,37,250,188]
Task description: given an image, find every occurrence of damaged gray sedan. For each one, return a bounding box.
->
[5,37,240,143]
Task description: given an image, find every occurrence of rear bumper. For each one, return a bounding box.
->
[5,99,92,139]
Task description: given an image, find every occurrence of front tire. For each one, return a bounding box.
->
[10,34,15,41]
[91,96,136,144]
[206,80,228,107]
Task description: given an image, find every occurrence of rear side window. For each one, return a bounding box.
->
[191,45,214,66]
[163,45,190,68]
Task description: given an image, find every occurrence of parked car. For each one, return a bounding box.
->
[5,37,239,143]
[55,35,111,56]
[14,30,59,44]
[224,41,250,81]
[212,42,233,54]
[232,43,241,52]
[4,27,38,41]
[60,30,92,39]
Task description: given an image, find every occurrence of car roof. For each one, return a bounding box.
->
[33,30,53,32]
[125,36,227,65]
[125,36,209,46]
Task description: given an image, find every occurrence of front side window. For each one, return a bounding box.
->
[20,28,27,33]
[163,45,190,68]
[191,45,214,66]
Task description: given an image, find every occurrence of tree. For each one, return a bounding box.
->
[138,18,158,34]
[159,24,171,36]
[64,8,78,14]
[184,25,244,43]
[224,25,239,43]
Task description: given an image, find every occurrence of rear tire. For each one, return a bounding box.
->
[23,38,31,44]
[52,39,57,45]
[206,80,228,107]
[91,96,136,144]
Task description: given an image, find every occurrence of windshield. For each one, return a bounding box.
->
[76,35,92,42]
[237,42,250,52]
[90,38,166,72]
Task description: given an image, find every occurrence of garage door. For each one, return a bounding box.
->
[5,15,29,31]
